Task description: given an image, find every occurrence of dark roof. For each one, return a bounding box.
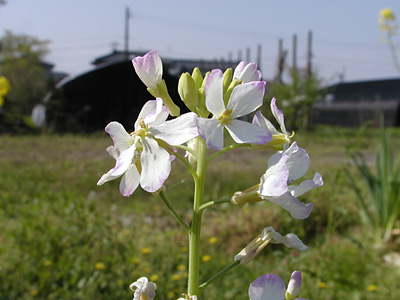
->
[325,78,400,102]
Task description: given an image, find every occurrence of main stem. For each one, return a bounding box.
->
[188,137,207,296]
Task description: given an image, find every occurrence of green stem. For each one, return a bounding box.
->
[206,143,251,164]
[173,151,198,181]
[188,137,207,297]
[199,260,240,289]
[199,197,231,212]
[159,191,189,233]
[174,144,197,158]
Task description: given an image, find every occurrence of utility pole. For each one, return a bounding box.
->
[246,47,251,63]
[257,44,262,70]
[275,38,287,83]
[292,34,297,72]
[124,6,131,57]
[306,30,312,77]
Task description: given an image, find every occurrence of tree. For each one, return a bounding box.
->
[1,30,51,114]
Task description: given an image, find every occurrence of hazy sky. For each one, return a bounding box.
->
[1,0,400,84]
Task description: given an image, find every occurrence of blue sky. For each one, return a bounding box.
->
[1,0,400,83]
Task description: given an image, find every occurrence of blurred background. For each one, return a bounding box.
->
[1,1,400,299]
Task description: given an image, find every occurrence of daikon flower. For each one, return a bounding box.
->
[130,277,157,300]
[97,98,198,195]
[233,61,262,83]
[235,227,307,265]
[249,271,307,300]
[197,69,271,150]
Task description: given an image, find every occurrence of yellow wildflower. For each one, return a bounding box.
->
[167,292,175,299]
[172,274,181,281]
[208,236,218,244]
[380,8,396,21]
[177,264,186,271]
[95,262,105,270]
[367,284,377,292]
[319,281,327,289]
[149,274,159,282]
[141,247,152,255]
[201,255,212,262]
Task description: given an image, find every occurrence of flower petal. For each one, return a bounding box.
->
[271,98,288,135]
[97,168,121,186]
[197,118,224,150]
[265,191,313,219]
[270,231,308,251]
[268,142,310,181]
[290,172,323,198]
[140,137,171,193]
[105,122,132,152]
[110,145,136,177]
[150,112,198,145]
[227,81,265,118]
[249,274,286,300]
[253,111,279,135]
[119,164,141,196]
[132,50,163,92]
[234,62,262,82]
[259,155,289,197]
[134,98,169,130]
[225,119,271,145]
[204,69,225,116]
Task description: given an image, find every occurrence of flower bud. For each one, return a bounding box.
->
[222,68,233,94]
[285,271,302,300]
[178,73,199,111]
[197,86,209,118]
[192,67,203,89]
[223,78,241,106]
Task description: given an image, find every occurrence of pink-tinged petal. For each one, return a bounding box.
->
[268,142,310,181]
[97,168,121,186]
[204,69,225,116]
[150,112,198,145]
[253,111,279,135]
[259,154,290,197]
[249,274,286,300]
[287,271,302,299]
[135,99,169,130]
[234,62,262,82]
[119,164,141,196]
[258,155,289,197]
[105,122,132,152]
[197,118,224,150]
[106,146,119,160]
[228,81,266,118]
[265,191,313,219]
[140,137,171,193]
[225,119,271,145]
[132,50,162,92]
[110,145,136,177]
[271,98,288,135]
[290,172,323,198]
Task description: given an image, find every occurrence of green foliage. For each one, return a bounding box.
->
[266,69,324,131]
[1,30,51,115]
[346,131,400,242]
[0,132,399,299]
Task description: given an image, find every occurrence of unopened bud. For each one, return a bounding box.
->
[178,73,199,111]
[192,67,203,89]
[223,78,241,106]
[222,68,233,94]
[285,271,302,300]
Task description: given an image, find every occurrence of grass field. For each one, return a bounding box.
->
[1,126,400,299]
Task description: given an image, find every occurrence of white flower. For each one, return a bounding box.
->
[233,61,262,83]
[132,50,180,116]
[235,227,307,265]
[249,272,307,300]
[97,98,198,195]
[252,98,291,150]
[130,277,157,300]
[258,142,323,219]
[197,69,271,150]
[286,271,302,300]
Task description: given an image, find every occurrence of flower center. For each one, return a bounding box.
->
[218,109,233,125]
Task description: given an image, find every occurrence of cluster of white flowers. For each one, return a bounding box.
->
[97,50,321,300]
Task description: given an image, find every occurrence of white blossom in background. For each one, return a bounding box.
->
[235,226,307,265]
[249,272,307,300]
[197,69,271,150]
[130,277,157,300]
[97,98,198,195]
[233,61,262,83]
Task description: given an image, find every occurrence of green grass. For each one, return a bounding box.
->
[1,128,400,299]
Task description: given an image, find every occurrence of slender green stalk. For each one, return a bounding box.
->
[199,197,231,212]
[206,143,251,164]
[159,191,189,233]
[199,261,240,289]
[188,137,207,297]
[173,151,198,181]
[175,144,197,158]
